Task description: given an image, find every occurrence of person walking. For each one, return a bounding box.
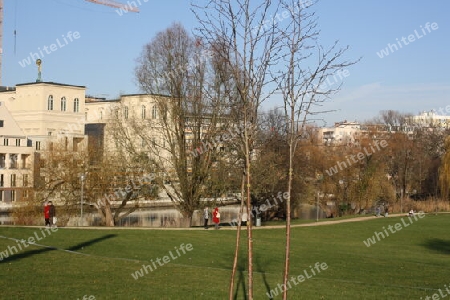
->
[212,207,220,230]
[48,201,56,227]
[203,207,209,229]
[44,202,50,227]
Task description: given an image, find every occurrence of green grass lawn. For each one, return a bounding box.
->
[1,214,449,299]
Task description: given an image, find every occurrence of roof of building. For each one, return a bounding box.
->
[15,81,86,89]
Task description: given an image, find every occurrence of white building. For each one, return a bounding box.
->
[0,82,88,208]
[409,111,450,129]
[0,101,33,205]
[319,121,361,146]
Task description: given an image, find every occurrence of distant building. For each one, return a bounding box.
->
[318,120,361,146]
[408,110,450,129]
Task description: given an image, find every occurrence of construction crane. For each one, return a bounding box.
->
[85,0,139,12]
[0,0,138,86]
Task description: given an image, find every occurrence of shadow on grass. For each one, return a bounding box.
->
[233,255,247,300]
[422,238,450,254]
[1,234,117,263]
[255,257,272,300]
[231,247,273,299]
[66,234,117,252]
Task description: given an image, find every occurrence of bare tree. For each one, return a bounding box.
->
[274,0,357,298]
[35,139,155,226]
[133,23,231,226]
[33,141,87,225]
[193,1,283,298]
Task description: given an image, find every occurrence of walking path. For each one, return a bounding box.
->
[1,213,409,230]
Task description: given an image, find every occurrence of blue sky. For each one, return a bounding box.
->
[2,0,449,126]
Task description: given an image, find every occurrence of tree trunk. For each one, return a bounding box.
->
[282,104,294,299]
[229,174,246,299]
[245,141,254,300]
[104,204,114,227]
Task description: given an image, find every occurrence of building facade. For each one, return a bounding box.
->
[0,82,88,208]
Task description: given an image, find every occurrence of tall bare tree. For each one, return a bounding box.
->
[133,23,231,226]
[193,1,283,298]
[274,0,357,297]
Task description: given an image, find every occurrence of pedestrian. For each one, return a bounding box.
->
[203,207,209,229]
[375,206,381,217]
[212,207,220,230]
[48,201,56,227]
[44,202,50,227]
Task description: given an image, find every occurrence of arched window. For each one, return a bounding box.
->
[142,105,146,119]
[48,95,53,110]
[61,97,66,111]
[152,105,157,119]
[73,98,79,112]
[124,106,129,119]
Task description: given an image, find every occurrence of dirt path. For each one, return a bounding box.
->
[254,213,405,230]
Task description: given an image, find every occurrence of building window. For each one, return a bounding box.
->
[10,154,18,169]
[16,139,20,147]
[124,106,129,119]
[48,95,54,110]
[36,141,41,150]
[74,98,79,112]
[142,105,146,119]
[0,174,3,187]
[4,138,8,146]
[152,105,157,119]
[23,190,29,198]
[11,190,16,202]
[0,120,3,127]
[23,174,29,187]
[61,97,67,111]
[11,174,16,187]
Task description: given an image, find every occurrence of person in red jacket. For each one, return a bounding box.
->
[44,202,50,226]
[212,207,220,230]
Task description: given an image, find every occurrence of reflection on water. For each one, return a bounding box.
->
[116,205,241,227]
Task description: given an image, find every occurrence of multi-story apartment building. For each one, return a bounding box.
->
[85,93,165,160]
[0,82,88,208]
[318,121,361,146]
[0,101,33,205]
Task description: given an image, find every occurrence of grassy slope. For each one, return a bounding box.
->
[0,214,449,299]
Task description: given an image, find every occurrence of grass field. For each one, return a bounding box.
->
[0,214,449,299]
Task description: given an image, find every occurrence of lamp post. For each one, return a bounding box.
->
[80,174,85,226]
[315,172,323,222]
[316,189,319,222]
